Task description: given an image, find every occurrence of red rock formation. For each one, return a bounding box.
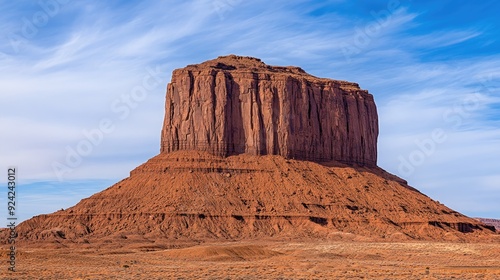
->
[476,218,500,231]
[161,55,378,166]
[4,55,497,248]
[12,151,497,245]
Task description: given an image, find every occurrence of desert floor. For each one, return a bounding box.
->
[2,241,499,279]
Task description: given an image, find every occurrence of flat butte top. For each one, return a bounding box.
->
[178,54,364,92]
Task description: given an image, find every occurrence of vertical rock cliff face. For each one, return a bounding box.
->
[8,55,497,246]
[161,55,378,166]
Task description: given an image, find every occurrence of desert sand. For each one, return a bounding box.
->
[2,240,500,279]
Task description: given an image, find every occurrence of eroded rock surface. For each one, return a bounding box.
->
[5,56,497,248]
[14,151,497,245]
[161,55,378,166]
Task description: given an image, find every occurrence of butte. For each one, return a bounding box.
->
[13,55,497,247]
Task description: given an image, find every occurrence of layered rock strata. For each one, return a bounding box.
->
[161,55,378,166]
[14,151,497,245]
[4,55,497,248]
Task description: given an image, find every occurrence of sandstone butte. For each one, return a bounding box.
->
[161,55,378,166]
[7,55,498,248]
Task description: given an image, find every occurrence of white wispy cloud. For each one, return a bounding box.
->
[410,30,482,49]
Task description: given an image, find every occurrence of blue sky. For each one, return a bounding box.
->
[0,0,499,222]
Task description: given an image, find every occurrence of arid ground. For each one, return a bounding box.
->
[2,241,499,279]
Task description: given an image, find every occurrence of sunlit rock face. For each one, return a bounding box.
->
[161,55,378,166]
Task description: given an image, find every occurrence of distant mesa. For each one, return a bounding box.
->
[476,218,500,231]
[5,55,497,247]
